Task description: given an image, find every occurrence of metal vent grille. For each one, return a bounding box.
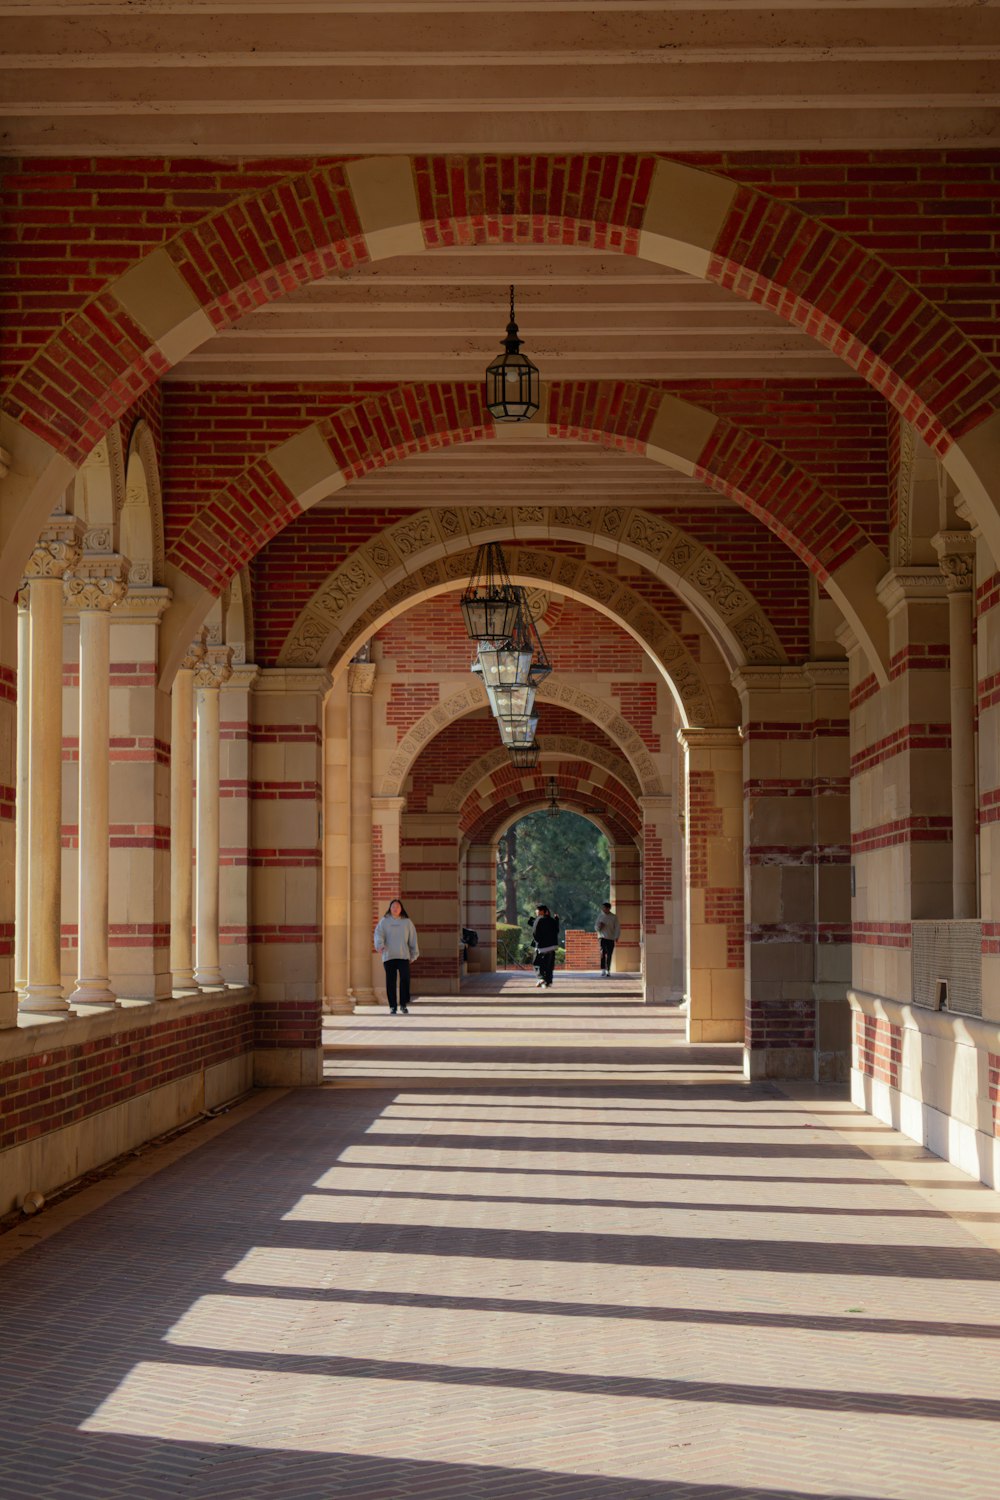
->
[911,921,982,1017]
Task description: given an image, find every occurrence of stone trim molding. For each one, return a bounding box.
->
[876,566,949,614]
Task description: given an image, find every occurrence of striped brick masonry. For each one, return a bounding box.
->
[193,646,234,989]
[219,664,260,986]
[347,659,378,1007]
[677,727,744,1044]
[250,667,329,1083]
[735,664,851,1083]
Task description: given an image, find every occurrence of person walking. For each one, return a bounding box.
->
[531,903,560,989]
[373,898,419,1014]
[596,901,621,975]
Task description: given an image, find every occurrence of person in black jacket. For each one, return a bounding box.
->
[531,904,560,989]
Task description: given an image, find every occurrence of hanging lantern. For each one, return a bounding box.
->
[487,681,537,724]
[498,714,538,748]
[546,776,560,817]
[523,598,552,686]
[509,741,540,771]
[476,637,533,690]
[485,285,541,423]
[460,540,524,642]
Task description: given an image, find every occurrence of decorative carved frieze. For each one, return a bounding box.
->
[63,552,130,612]
[932,530,976,593]
[24,518,85,581]
[181,628,209,672]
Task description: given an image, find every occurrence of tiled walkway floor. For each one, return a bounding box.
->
[2,974,999,1498]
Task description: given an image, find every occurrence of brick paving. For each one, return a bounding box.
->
[1,973,999,1499]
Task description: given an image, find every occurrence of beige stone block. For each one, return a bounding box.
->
[254,1046,322,1087]
[111,246,215,364]
[638,158,738,278]
[690,923,728,970]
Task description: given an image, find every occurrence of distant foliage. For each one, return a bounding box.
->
[496,810,611,934]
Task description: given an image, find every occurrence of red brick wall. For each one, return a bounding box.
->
[855,1013,902,1090]
[564,929,601,970]
[0,1001,253,1153]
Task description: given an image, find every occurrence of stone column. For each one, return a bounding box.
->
[219,663,259,986]
[64,557,129,1006]
[400,808,462,994]
[676,727,744,1043]
[638,793,676,1003]
[372,794,406,993]
[348,660,377,1005]
[170,634,206,993]
[0,588,16,1029]
[193,646,233,988]
[933,532,978,919]
[20,521,82,1013]
[322,674,352,1013]
[14,596,30,999]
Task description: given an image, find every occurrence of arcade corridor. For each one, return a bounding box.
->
[1,974,997,1500]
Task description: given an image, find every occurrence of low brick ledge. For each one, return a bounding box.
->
[0,985,256,1065]
[847,989,1000,1052]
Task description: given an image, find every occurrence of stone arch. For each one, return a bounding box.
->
[463,772,641,847]
[380,682,667,800]
[281,505,781,692]
[442,737,641,814]
[4,153,997,601]
[121,420,166,588]
[289,544,728,728]
[156,386,886,682]
[67,428,126,548]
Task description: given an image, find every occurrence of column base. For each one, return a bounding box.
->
[20,985,70,1014]
[69,980,119,1008]
[743,1045,815,1081]
[193,968,225,989]
[350,988,379,1006]
[171,973,202,995]
[323,996,355,1015]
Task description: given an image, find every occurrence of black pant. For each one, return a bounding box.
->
[599,937,615,972]
[384,959,410,1011]
[536,949,556,986]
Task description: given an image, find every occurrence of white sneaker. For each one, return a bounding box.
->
[535,979,545,988]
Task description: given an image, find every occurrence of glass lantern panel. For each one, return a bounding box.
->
[486,683,536,721]
[477,642,533,688]
[498,714,538,747]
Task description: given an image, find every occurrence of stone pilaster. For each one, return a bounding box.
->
[464,842,496,973]
[193,646,233,988]
[322,674,351,1013]
[104,587,173,1000]
[610,840,642,974]
[64,557,130,1006]
[932,532,978,919]
[400,807,462,994]
[0,593,16,1028]
[170,632,206,993]
[13,598,29,1005]
[20,521,83,1013]
[250,667,329,1084]
[219,663,259,986]
[348,660,377,1005]
[638,793,676,1004]
[734,664,851,1082]
[676,726,744,1043]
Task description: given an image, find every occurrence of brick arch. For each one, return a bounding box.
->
[443,737,640,814]
[380,683,667,800]
[155,386,888,684]
[461,763,641,848]
[4,152,998,606]
[289,539,728,729]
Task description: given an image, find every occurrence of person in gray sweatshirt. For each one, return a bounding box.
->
[373,899,420,1014]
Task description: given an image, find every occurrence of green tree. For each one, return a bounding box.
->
[496,810,611,933]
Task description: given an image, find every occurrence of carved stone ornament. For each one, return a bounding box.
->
[193,645,234,690]
[24,523,84,581]
[181,628,209,672]
[932,531,976,593]
[347,661,376,695]
[63,575,128,612]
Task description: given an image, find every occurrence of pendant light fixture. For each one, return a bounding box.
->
[509,741,540,771]
[546,776,560,817]
[460,540,524,643]
[498,713,539,749]
[485,285,541,423]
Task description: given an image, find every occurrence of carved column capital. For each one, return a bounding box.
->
[23,518,85,583]
[932,531,976,594]
[193,645,234,691]
[64,554,131,613]
[181,627,209,672]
